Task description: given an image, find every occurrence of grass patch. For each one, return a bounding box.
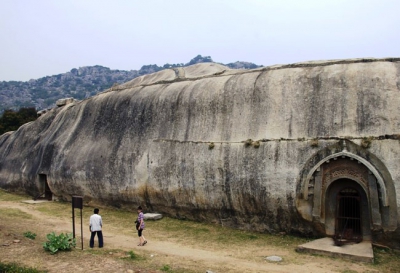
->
[160,264,172,272]
[0,208,33,219]
[36,201,72,218]
[147,216,308,250]
[158,264,189,273]
[23,231,37,240]
[371,246,400,271]
[126,250,140,260]
[98,208,137,229]
[0,189,31,201]
[3,191,400,272]
[0,262,46,273]
[127,250,138,260]
[1,192,308,252]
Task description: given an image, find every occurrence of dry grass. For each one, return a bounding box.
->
[0,207,33,219]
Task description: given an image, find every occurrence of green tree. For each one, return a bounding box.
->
[0,107,37,135]
[187,55,213,65]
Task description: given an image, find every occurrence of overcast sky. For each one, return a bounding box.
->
[0,0,399,81]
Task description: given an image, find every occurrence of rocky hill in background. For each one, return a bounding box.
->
[0,55,262,112]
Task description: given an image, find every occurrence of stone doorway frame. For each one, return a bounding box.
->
[301,144,388,207]
[297,140,397,239]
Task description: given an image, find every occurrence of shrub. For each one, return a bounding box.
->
[244,139,253,147]
[0,107,37,135]
[361,137,372,148]
[310,139,319,147]
[43,232,76,254]
[252,141,260,148]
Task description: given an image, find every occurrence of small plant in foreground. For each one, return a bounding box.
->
[127,250,139,260]
[43,232,76,254]
[248,234,258,240]
[160,264,172,272]
[24,231,37,240]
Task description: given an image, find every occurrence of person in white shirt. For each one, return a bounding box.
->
[89,208,103,248]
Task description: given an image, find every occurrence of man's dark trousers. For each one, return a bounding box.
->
[90,231,103,248]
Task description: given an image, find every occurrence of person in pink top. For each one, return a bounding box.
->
[136,206,147,246]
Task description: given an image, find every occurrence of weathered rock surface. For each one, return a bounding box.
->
[266,256,282,262]
[56,97,76,107]
[1,59,400,248]
[144,213,163,220]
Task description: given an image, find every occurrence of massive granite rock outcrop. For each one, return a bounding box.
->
[1,59,400,248]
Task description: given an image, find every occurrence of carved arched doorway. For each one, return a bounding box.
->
[296,140,397,245]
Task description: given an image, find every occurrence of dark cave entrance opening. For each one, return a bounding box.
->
[35,174,52,201]
[334,187,362,245]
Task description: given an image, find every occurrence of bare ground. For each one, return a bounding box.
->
[0,198,389,273]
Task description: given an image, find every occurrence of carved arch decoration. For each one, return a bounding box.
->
[301,142,388,206]
[297,139,397,232]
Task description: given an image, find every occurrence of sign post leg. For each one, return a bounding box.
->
[80,208,83,250]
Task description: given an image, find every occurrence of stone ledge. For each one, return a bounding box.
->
[296,237,374,263]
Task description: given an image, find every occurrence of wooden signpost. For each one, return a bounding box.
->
[72,196,83,250]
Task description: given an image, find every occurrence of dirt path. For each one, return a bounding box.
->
[0,200,378,273]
